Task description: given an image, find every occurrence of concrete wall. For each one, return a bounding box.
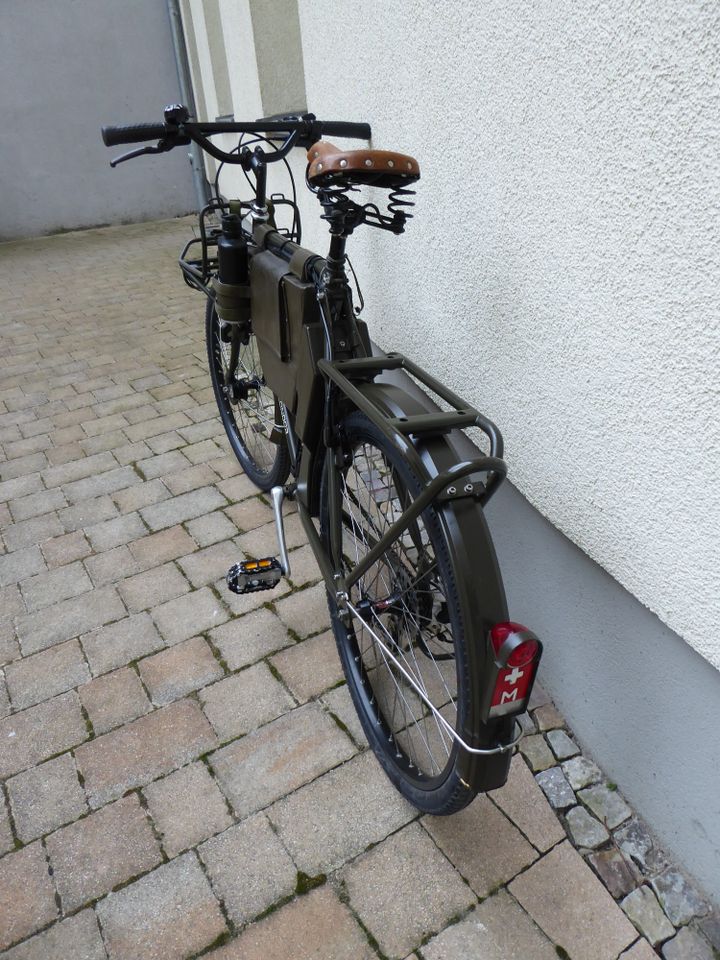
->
[0,0,196,241]
[295,0,720,674]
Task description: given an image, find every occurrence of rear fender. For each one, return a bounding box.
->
[354,379,515,785]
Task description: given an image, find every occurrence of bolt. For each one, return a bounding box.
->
[338,340,347,348]
[447,486,456,495]
[464,483,473,493]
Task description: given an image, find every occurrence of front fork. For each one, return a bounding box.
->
[224,325,241,389]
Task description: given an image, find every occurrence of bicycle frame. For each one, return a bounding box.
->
[180,163,511,623]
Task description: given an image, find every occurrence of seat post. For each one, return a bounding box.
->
[326,234,348,283]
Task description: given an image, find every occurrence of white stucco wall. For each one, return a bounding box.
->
[292,0,720,670]
[185,0,720,672]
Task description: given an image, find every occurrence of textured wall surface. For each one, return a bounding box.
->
[294,0,720,670]
[0,0,195,240]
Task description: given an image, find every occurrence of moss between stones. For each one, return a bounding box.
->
[295,871,326,895]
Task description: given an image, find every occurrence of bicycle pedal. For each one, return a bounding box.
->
[226,557,283,595]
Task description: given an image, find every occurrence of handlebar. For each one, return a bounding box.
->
[101,108,372,164]
[101,123,170,147]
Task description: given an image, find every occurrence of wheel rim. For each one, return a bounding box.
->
[338,440,460,785]
[211,320,280,477]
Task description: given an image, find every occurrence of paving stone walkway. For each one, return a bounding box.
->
[0,220,717,960]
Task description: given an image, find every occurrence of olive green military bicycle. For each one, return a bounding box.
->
[102,105,542,815]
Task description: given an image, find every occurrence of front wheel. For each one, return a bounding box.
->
[321,412,480,815]
[205,299,290,490]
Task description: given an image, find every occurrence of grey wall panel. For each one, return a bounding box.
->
[0,0,196,240]
[486,482,720,906]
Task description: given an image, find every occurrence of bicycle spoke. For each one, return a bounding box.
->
[338,439,458,779]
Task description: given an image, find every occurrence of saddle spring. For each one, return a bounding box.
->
[314,179,416,236]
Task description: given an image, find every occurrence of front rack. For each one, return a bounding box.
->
[179,193,304,299]
[178,199,228,298]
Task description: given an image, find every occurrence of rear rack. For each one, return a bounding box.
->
[317,351,506,504]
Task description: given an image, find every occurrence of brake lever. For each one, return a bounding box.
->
[110,137,185,168]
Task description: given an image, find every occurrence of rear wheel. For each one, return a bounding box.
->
[206,299,290,490]
[321,412,479,814]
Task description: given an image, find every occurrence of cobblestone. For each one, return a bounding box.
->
[342,823,476,958]
[200,662,294,741]
[96,853,227,960]
[562,754,603,790]
[546,728,580,759]
[7,753,88,842]
[519,733,556,771]
[46,794,161,912]
[0,910,106,960]
[79,666,152,733]
[139,636,223,705]
[209,607,292,669]
[622,886,675,946]
[5,639,90,710]
[75,698,217,807]
[535,766,576,810]
[661,926,715,960]
[511,842,637,960]
[199,814,296,925]
[269,751,414,875]
[16,584,126,655]
[0,842,58,952]
[143,762,232,858]
[81,611,164,676]
[210,703,354,817]
[0,692,87,779]
[651,868,709,926]
[205,886,372,960]
[615,818,670,876]
[588,846,642,899]
[565,805,610,849]
[579,782,633,829]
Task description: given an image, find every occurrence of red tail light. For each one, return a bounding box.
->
[486,621,541,719]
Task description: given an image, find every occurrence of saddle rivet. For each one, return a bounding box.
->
[317,163,323,170]
[387,159,394,167]
[364,158,373,166]
[339,159,348,167]
[313,151,319,158]
[447,486,456,495]
[407,161,412,170]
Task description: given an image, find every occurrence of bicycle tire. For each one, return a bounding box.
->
[320,411,480,815]
[205,298,290,490]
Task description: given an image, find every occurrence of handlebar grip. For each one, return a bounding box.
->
[319,121,372,141]
[101,123,169,147]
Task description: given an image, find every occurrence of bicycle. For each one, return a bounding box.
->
[102,104,543,815]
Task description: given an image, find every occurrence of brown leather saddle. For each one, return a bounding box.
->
[307,140,420,188]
